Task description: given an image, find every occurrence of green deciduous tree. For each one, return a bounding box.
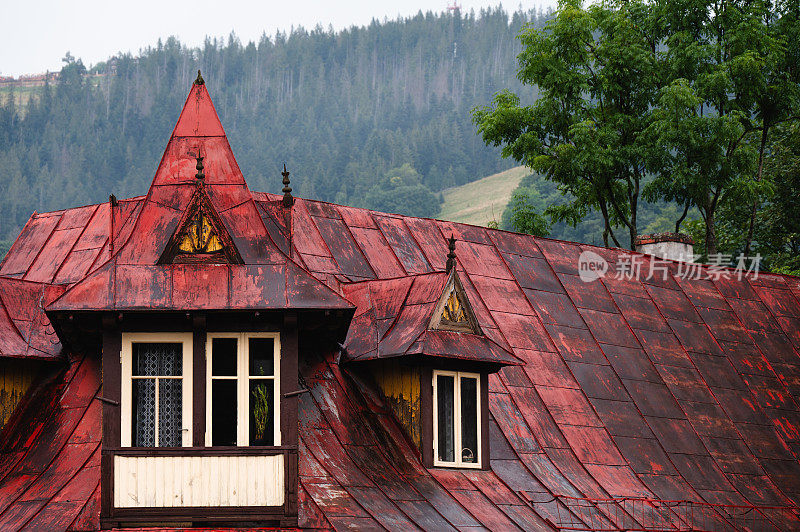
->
[361,164,441,218]
[474,0,799,256]
[506,191,551,236]
[755,122,800,274]
[644,0,799,257]
[473,0,660,248]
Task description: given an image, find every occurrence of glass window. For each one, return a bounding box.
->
[131,342,183,447]
[460,376,479,464]
[210,337,238,446]
[211,337,237,376]
[207,333,280,446]
[122,335,190,448]
[436,374,455,463]
[433,370,481,468]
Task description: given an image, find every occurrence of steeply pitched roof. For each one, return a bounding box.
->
[0,354,100,530]
[46,80,351,314]
[342,272,522,367]
[1,77,800,530]
[0,278,63,359]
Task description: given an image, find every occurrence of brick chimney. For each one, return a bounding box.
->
[634,233,695,262]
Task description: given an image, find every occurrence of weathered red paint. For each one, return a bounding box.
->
[0,78,799,531]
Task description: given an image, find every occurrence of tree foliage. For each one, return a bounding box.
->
[474,0,800,257]
[643,0,800,256]
[360,163,440,217]
[754,122,800,274]
[473,0,660,248]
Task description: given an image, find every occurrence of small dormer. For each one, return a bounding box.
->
[341,237,521,469]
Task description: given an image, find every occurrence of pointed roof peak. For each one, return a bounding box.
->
[171,74,225,138]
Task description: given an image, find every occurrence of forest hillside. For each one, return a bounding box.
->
[0,6,550,243]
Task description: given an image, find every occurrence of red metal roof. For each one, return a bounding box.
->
[0,278,63,359]
[46,81,351,314]
[342,272,522,367]
[1,79,800,530]
[0,353,100,531]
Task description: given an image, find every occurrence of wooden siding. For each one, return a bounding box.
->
[113,454,284,508]
[371,359,421,447]
[0,359,38,428]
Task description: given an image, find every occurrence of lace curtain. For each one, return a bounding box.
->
[133,343,182,447]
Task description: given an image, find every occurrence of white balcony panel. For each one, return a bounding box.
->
[114,454,284,508]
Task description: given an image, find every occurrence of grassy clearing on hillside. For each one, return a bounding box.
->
[439,166,529,227]
[0,85,42,111]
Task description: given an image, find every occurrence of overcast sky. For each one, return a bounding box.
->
[2,0,557,77]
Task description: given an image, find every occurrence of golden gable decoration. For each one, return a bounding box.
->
[159,188,243,265]
[177,209,224,254]
[429,270,480,334]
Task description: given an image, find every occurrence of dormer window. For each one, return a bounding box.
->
[121,333,193,447]
[341,236,523,471]
[433,370,481,468]
[206,333,280,447]
[46,74,355,528]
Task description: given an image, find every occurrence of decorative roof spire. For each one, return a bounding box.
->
[194,70,205,85]
[282,163,294,207]
[446,235,457,273]
[195,154,205,182]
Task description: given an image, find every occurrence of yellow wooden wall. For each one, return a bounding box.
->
[0,359,38,429]
[371,359,421,447]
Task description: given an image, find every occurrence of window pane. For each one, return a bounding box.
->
[158,379,182,447]
[212,380,237,446]
[460,376,479,464]
[133,342,181,376]
[436,375,455,463]
[249,380,274,445]
[249,338,274,376]
[212,337,237,376]
[132,379,155,447]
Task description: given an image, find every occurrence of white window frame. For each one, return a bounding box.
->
[432,369,481,468]
[205,332,281,447]
[120,332,193,447]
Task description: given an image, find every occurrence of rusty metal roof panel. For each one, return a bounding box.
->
[2,78,800,529]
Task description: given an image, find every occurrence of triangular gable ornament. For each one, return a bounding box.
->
[159,158,243,265]
[429,237,481,334]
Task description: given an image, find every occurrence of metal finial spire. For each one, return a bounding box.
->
[194,70,205,85]
[282,163,294,207]
[446,235,457,272]
[195,154,205,182]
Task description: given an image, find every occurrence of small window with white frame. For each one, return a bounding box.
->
[120,333,193,447]
[206,332,281,446]
[433,370,481,468]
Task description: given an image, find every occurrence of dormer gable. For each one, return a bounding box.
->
[428,269,480,335]
[158,176,243,265]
